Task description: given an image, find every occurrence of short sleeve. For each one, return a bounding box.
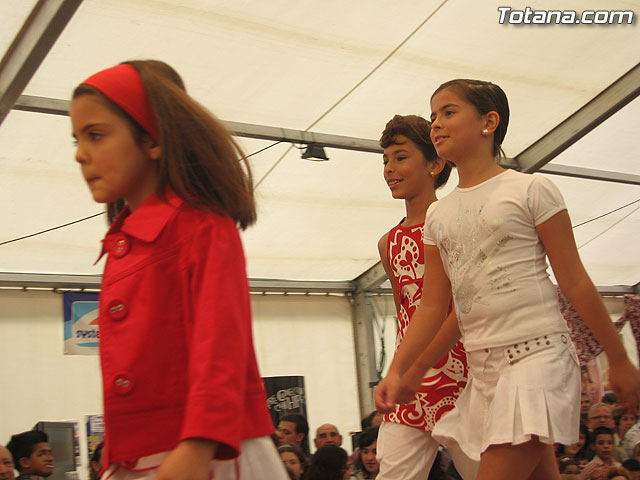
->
[526,175,567,226]
[423,201,437,246]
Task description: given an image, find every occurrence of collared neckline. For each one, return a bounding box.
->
[96,189,184,263]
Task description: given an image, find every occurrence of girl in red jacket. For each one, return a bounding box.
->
[70,60,288,480]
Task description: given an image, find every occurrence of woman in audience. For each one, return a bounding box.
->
[278,444,307,480]
[557,422,593,469]
[353,427,379,479]
[305,445,351,480]
[615,407,639,461]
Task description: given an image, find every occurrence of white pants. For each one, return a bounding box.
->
[103,436,288,480]
[376,422,439,480]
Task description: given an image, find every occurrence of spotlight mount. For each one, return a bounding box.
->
[301,143,329,161]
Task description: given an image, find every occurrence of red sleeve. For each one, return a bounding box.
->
[178,215,252,459]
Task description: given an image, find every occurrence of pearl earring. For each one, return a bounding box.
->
[483,129,489,134]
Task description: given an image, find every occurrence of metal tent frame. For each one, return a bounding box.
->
[1,0,638,414]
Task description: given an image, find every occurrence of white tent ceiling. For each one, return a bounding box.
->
[0,0,638,289]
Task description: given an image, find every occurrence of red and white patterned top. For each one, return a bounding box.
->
[383,221,468,431]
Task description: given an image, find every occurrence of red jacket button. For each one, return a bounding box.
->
[107,300,128,321]
[113,374,134,395]
[112,234,130,258]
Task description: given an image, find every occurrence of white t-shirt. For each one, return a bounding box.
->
[424,169,569,351]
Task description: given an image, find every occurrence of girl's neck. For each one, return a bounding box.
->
[455,152,505,188]
[402,189,437,227]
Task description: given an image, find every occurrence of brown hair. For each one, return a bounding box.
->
[432,79,510,161]
[379,114,452,190]
[73,60,256,229]
[278,443,309,475]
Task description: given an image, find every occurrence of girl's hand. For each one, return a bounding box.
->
[374,374,400,414]
[608,359,640,409]
[156,438,217,480]
[397,366,423,404]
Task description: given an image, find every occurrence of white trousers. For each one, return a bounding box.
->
[376,422,439,480]
[103,436,288,480]
[376,421,477,480]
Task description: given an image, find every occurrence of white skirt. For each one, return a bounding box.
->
[432,332,580,472]
[102,436,288,480]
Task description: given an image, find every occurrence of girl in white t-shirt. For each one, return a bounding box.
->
[374,79,640,480]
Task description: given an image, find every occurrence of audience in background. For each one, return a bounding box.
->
[589,403,616,430]
[352,427,378,479]
[615,407,638,461]
[360,411,382,431]
[622,459,640,480]
[89,442,103,480]
[557,456,580,475]
[603,392,621,412]
[305,445,351,480]
[557,422,592,470]
[553,365,640,479]
[314,424,343,449]
[633,443,640,463]
[582,426,620,480]
[622,423,640,462]
[0,445,15,480]
[3,347,637,479]
[6,431,53,479]
[278,444,308,480]
[277,413,310,456]
[581,367,599,406]
[581,391,593,424]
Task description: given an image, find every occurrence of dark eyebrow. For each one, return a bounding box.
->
[72,123,103,139]
[431,103,460,119]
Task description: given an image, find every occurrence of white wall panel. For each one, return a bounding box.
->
[0,290,362,470]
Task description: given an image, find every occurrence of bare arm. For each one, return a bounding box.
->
[398,307,462,404]
[374,244,452,411]
[156,438,217,480]
[378,233,401,315]
[537,210,640,406]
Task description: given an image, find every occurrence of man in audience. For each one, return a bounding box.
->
[361,410,382,431]
[0,445,15,480]
[6,431,53,479]
[277,413,310,456]
[314,424,343,449]
[589,403,616,430]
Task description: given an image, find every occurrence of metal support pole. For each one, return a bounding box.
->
[351,291,378,417]
[0,0,82,126]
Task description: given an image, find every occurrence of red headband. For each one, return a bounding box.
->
[82,63,158,141]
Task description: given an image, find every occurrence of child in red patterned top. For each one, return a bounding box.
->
[374,115,471,479]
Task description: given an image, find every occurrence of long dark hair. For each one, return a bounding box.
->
[354,426,379,478]
[305,445,348,480]
[73,60,256,229]
[556,421,592,462]
[278,443,308,479]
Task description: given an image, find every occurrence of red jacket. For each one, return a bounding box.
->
[97,190,273,464]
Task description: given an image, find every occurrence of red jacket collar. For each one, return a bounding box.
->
[97,189,184,262]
